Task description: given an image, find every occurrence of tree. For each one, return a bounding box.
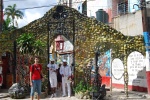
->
[4,4,24,27]
[2,17,17,32]
[34,40,46,56]
[16,33,46,56]
[16,33,35,55]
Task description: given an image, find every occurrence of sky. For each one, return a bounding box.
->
[4,0,58,28]
[87,0,108,17]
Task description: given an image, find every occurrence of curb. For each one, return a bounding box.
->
[0,94,10,99]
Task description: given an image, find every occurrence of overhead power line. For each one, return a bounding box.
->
[4,0,98,11]
[16,1,84,10]
[17,4,57,10]
[4,0,27,2]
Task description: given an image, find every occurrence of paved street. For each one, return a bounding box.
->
[1,88,150,100]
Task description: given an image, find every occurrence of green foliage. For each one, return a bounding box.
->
[4,4,24,27]
[41,74,48,92]
[16,33,35,55]
[16,33,46,56]
[34,40,46,56]
[2,17,17,33]
[73,80,93,93]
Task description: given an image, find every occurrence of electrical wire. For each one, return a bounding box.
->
[4,0,139,9]
[4,0,27,2]
[17,4,57,10]
[3,0,130,15]
[4,1,91,11]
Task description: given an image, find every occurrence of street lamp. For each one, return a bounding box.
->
[132,0,150,32]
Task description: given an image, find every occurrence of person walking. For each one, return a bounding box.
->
[70,63,74,94]
[57,63,62,91]
[30,56,43,100]
[47,59,58,98]
[59,60,72,97]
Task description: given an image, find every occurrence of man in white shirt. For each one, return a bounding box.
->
[47,59,58,98]
[59,60,72,97]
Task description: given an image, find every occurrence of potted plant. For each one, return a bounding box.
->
[74,80,92,99]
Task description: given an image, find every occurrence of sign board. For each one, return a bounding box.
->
[127,51,147,87]
[112,58,124,84]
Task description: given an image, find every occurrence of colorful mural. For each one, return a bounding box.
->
[97,50,110,76]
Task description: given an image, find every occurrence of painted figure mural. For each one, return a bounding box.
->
[98,50,110,77]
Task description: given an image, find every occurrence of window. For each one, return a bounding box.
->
[117,1,128,15]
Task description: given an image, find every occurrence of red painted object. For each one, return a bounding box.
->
[0,74,2,86]
[55,35,64,51]
[146,71,150,94]
[112,83,147,92]
[101,76,110,87]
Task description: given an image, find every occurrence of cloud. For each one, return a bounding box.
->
[17,10,42,28]
[4,0,57,28]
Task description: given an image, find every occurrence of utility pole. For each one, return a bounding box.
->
[0,0,3,33]
[142,0,150,95]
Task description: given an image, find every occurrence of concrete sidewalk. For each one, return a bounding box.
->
[1,88,150,100]
[0,89,9,99]
[106,88,150,100]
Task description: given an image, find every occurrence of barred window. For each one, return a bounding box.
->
[117,1,128,15]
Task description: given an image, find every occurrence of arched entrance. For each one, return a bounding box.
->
[47,12,75,65]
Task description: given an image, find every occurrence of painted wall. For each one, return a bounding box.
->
[113,10,143,36]
[111,0,119,18]
[112,51,147,92]
[111,0,139,19]
[98,50,111,87]
[97,50,147,92]
[63,41,73,52]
